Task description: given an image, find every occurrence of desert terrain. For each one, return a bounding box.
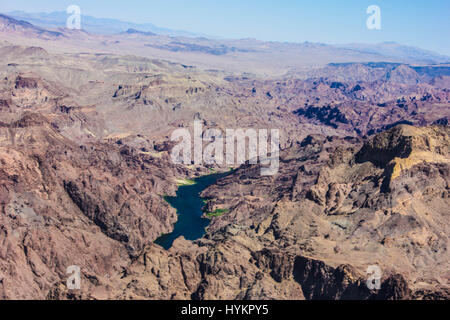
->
[0,13,449,300]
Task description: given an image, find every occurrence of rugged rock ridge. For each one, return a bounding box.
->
[356,125,449,191]
[47,124,447,300]
[0,112,196,299]
[186,124,449,299]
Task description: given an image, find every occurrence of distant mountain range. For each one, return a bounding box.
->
[337,42,450,66]
[5,10,206,37]
[0,13,65,39]
[1,12,449,75]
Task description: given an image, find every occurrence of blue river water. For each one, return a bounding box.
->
[154,172,230,250]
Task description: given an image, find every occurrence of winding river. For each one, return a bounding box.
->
[154,172,230,250]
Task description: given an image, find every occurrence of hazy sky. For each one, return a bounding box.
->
[1,0,449,55]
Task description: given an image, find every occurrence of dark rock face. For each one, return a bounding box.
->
[63,180,131,245]
[293,256,412,300]
[63,173,178,253]
[293,256,371,300]
[356,126,413,167]
[433,117,449,126]
[251,249,295,283]
[375,274,411,300]
[0,98,11,111]
[294,106,349,129]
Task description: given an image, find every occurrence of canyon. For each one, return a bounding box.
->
[0,13,449,300]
